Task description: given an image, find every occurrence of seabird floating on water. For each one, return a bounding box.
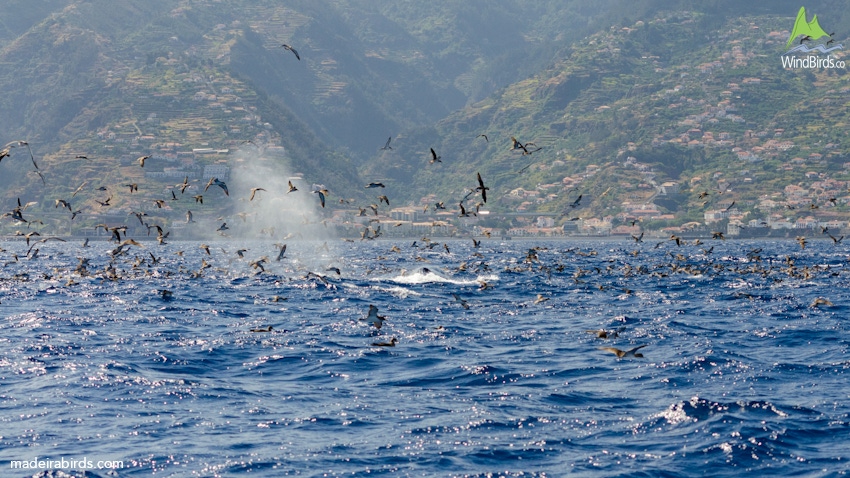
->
[371,337,397,347]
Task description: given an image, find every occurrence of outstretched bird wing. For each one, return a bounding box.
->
[282,44,300,60]
[477,172,488,203]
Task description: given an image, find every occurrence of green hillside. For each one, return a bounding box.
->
[1,1,850,236]
[366,7,850,231]
[0,0,634,229]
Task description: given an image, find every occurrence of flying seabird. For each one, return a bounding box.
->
[380,137,392,150]
[178,176,190,194]
[313,189,328,208]
[30,170,45,184]
[429,148,441,163]
[362,304,387,329]
[478,134,488,142]
[510,136,541,155]
[55,199,72,212]
[205,177,229,196]
[280,43,300,60]
[599,344,648,358]
[23,231,40,246]
[287,181,298,193]
[137,155,150,167]
[119,238,144,248]
[72,181,87,197]
[365,182,385,188]
[2,140,38,170]
[451,293,470,309]
[249,187,266,201]
[511,136,527,153]
[476,172,489,203]
[275,243,287,261]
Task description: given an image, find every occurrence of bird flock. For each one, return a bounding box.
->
[0,43,842,355]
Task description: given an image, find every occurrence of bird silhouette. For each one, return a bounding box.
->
[280,44,300,60]
[362,304,387,329]
[476,172,489,203]
[313,189,328,208]
[249,187,266,201]
[177,176,190,194]
[55,199,72,212]
[569,194,583,209]
[205,177,229,196]
[599,344,648,358]
[371,337,397,347]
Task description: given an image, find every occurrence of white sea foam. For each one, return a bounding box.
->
[387,269,499,286]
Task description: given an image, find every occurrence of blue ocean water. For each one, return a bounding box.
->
[1,237,849,477]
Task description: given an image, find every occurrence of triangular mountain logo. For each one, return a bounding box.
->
[786,6,831,49]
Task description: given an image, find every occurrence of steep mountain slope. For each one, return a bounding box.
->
[2,1,850,235]
[0,0,636,215]
[366,6,850,228]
